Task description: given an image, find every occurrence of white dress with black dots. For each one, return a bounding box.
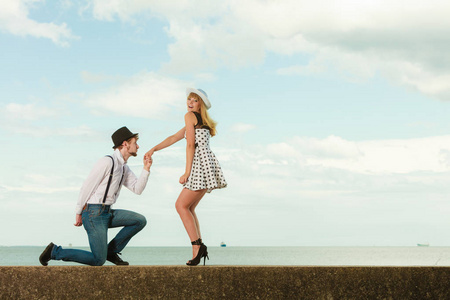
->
[183,128,227,193]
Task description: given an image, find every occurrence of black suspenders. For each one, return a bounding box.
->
[103,156,115,204]
[103,155,125,204]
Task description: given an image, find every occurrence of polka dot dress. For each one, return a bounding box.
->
[184,128,227,193]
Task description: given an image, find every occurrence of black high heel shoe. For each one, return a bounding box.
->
[186,238,209,266]
[201,250,209,265]
[197,239,210,265]
[200,239,209,265]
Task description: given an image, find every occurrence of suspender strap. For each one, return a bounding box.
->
[103,155,115,204]
[118,167,125,188]
[103,155,125,205]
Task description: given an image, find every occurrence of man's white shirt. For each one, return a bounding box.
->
[75,149,150,214]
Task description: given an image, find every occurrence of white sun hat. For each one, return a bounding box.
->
[186,88,211,110]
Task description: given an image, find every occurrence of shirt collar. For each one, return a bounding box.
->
[113,148,126,165]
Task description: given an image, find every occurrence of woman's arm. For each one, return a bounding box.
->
[145,127,186,158]
[179,112,197,184]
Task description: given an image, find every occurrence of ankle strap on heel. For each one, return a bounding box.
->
[191,238,202,245]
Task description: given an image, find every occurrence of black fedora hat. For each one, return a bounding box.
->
[111,126,138,149]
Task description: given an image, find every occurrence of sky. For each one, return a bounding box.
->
[1,0,450,248]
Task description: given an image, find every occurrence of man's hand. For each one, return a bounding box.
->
[144,148,154,160]
[144,155,153,171]
[74,214,82,226]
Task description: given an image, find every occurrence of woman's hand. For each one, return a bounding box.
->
[179,173,190,184]
[144,148,154,160]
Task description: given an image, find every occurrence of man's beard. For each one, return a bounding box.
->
[127,145,138,157]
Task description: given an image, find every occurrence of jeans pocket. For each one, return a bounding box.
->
[83,207,99,221]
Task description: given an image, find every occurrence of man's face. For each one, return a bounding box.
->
[126,137,139,157]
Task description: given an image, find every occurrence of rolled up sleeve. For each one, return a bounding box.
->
[123,166,150,195]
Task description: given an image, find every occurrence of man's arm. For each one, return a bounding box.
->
[122,156,152,195]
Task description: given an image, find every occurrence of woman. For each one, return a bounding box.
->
[145,88,227,266]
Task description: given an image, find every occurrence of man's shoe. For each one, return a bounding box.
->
[107,252,129,266]
[39,242,55,266]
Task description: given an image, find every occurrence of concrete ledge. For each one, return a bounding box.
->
[1,266,449,299]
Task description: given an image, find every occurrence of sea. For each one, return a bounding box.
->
[1,246,450,266]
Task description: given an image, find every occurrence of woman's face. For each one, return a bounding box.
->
[187,96,201,113]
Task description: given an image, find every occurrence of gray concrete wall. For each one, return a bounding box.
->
[1,266,449,299]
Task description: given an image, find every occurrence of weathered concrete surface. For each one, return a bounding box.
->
[1,266,449,299]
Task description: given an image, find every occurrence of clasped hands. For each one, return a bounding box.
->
[143,154,152,171]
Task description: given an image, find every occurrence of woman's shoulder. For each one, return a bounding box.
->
[186,111,203,126]
[184,111,197,122]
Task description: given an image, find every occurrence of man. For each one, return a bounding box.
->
[39,126,152,266]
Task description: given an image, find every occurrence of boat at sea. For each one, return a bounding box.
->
[417,243,429,247]
[220,242,226,247]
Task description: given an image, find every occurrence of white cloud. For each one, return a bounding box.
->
[0,0,77,46]
[84,72,190,119]
[0,173,81,194]
[86,0,266,72]
[208,134,450,239]
[4,103,59,121]
[59,0,73,10]
[80,71,113,84]
[285,135,362,160]
[9,124,96,137]
[193,73,217,82]
[84,0,450,100]
[88,0,225,22]
[0,102,97,137]
[277,62,325,76]
[215,134,450,202]
[1,184,79,194]
[265,135,450,174]
[230,123,256,133]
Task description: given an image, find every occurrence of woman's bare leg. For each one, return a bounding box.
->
[189,191,206,240]
[175,188,207,260]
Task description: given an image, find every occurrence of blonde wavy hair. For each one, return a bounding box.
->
[188,92,217,137]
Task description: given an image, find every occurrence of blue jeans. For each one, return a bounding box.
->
[52,204,147,266]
